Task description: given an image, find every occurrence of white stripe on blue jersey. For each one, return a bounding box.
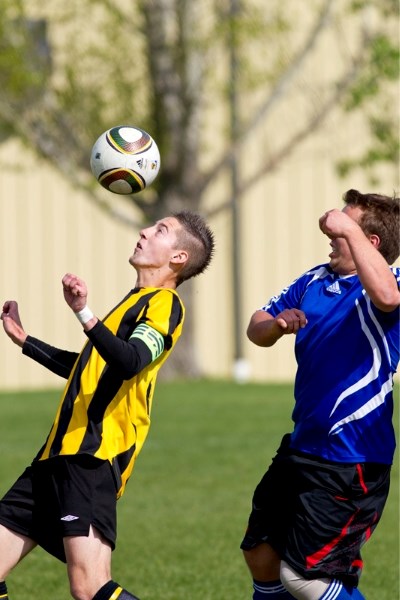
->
[260,264,400,463]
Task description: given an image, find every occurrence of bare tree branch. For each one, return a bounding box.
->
[239,61,365,194]
[199,0,335,196]
[206,39,370,219]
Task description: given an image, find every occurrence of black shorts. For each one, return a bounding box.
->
[0,455,118,563]
[240,434,391,587]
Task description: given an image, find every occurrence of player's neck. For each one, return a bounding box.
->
[135,266,177,289]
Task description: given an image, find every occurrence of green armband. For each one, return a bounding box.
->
[129,323,165,361]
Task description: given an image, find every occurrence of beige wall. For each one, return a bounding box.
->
[1,124,398,390]
[0,140,141,389]
[194,128,399,383]
[0,1,399,389]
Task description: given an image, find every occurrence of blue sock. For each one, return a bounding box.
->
[320,580,365,600]
[253,579,295,598]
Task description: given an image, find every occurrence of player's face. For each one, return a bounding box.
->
[129,217,183,269]
[328,205,362,274]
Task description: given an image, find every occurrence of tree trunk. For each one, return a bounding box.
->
[159,278,203,380]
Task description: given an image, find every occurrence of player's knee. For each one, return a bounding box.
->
[243,543,281,580]
[243,547,262,580]
[280,560,330,600]
[69,578,95,600]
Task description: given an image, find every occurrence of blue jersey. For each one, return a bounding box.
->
[261,264,400,464]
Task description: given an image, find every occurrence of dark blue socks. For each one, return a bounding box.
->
[253,579,295,598]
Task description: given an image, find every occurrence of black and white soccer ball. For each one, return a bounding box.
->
[90,125,161,195]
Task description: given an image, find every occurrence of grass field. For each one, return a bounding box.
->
[0,381,398,599]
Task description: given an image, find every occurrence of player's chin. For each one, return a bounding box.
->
[130,254,145,269]
[328,255,337,268]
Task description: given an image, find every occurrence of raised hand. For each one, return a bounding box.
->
[62,273,88,313]
[1,300,27,347]
[319,208,360,240]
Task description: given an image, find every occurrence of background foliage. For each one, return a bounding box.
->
[0,0,398,221]
[0,0,398,377]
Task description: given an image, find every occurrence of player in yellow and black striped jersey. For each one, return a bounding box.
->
[0,211,214,600]
[30,286,184,498]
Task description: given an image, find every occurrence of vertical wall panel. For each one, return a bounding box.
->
[0,1,398,387]
[0,140,140,389]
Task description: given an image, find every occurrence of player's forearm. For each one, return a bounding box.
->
[247,315,284,347]
[348,230,400,311]
[85,320,152,379]
[6,327,27,347]
[22,336,78,378]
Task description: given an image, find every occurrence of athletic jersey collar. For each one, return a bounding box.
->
[323,264,358,280]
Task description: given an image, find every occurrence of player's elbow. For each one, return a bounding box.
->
[247,323,276,347]
[111,359,142,380]
[246,320,262,344]
[120,368,136,380]
[373,289,400,312]
[119,362,144,380]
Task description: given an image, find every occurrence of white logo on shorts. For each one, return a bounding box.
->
[60,514,80,521]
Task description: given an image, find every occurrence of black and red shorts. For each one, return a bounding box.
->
[0,455,118,563]
[240,434,391,586]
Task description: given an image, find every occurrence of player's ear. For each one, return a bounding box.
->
[369,233,380,249]
[171,250,188,265]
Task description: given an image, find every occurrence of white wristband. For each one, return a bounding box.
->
[75,306,94,325]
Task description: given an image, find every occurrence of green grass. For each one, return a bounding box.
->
[0,381,398,599]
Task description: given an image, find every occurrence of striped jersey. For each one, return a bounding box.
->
[30,287,184,497]
[260,264,400,464]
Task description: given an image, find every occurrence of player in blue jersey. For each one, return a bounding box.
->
[241,189,400,600]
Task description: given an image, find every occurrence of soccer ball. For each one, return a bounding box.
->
[90,125,161,195]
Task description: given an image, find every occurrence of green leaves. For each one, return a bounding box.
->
[338,31,399,182]
[345,35,399,110]
[0,13,51,103]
